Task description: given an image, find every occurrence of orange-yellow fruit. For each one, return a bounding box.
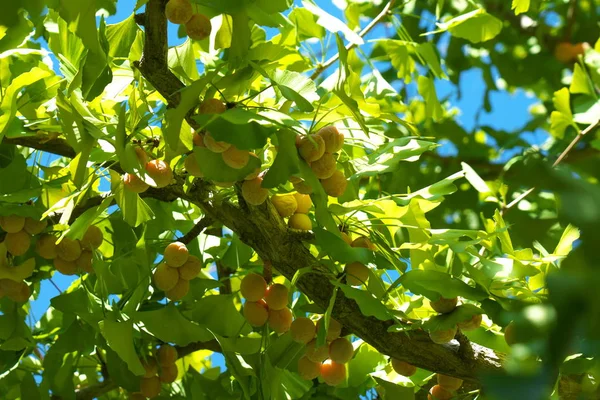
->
[243,299,269,327]
[268,307,293,334]
[305,339,330,363]
[159,363,178,383]
[351,236,376,251]
[297,355,321,380]
[329,337,354,364]
[430,297,458,314]
[244,153,261,181]
[76,250,94,274]
[139,376,161,398]
[178,255,202,280]
[165,0,193,24]
[7,282,30,303]
[222,146,250,169]
[293,180,313,194]
[345,262,369,286]
[36,234,57,259]
[311,153,337,179]
[240,273,267,302]
[56,237,82,262]
[163,241,189,267]
[341,232,352,245]
[320,360,346,386]
[184,154,204,177]
[165,278,190,301]
[290,317,316,344]
[5,230,31,256]
[288,213,312,231]
[81,225,103,250]
[271,194,297,218]
[24,218,47,235]
[0,279,22,297]
[264,283,288,310]
[123,173,149,193]
[293,193,312,214]
[54,257,78,276]
[554,42,587,63]
[457,314,482,331]
[199,98,226,114]
[154,262,180,291]
[186,13,212,41]
[203,132,230,153]
[134,147,149,165]
[157,344,178,366]
[0,215,25,233]
[391,359,416,376]
[316,126,344,153]
[437,374,463,391]
[146,160,173,188]
[504,321,518,346]
[298,135,326,163]
[429,326,457,344]
[192,132,206,147]
[320,170,347,197]
[428,385,453,400]
[142,358,158,378]
[242,177,269,206]
[316,318,342,342]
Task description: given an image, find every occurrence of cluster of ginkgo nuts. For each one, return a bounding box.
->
[426,296,483,345]
[271,192,313,231]
[165,0,211,41]
[343,234,376,287]
[130,344,179,399]
[152,241,202,300]
[240,272,354,386]
[122,147,174,194]
[390,356,465,400]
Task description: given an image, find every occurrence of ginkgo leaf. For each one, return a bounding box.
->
[550,88,575,139]
[426,9,503,43]
[511,0,530,15]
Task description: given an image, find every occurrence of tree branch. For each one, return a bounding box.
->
[177,216,214,244]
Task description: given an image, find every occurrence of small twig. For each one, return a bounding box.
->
[263,260,272,284]
[134,12,145,26]
[177,216,214,244]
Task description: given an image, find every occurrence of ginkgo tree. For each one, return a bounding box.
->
[1,0,599,399]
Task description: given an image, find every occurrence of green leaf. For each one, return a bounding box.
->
[64,196,112,241]
[570,63,594,96]
[302,0,363,45]
[399,270,488,301]
[550,88,575,139]
[187,294,252,337]
[289,8,325,39]
[314,227,375,264]
[462,162,491,194]
[193,147,261,182]
[222,234,254,269]
[298,162,338,233]
[373,376,415,399]
[229,12,251,68]
[335,283,393,321]
[417,75,443,121]
[428,9,503,44]
[98,317,145,376]
[262,130,301,188]
[421,304,483,331]
[136,304,212,345]
[348,343,386,387]
[105,13,139,59]
[0,154,41,198]
[511,0,530,15]
[553,224,580,257]
[110,171,154,227]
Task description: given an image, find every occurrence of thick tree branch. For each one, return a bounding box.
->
[3,133,75,158]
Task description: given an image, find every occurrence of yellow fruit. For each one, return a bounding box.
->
[222,146,250,169]
[5,230,31,256]
[157,344,178,366]
[123,173,149,193]
[288,213,311,231]
[316,318,342,342]
[554,42,586,63]
[76,250,94,274]
[243,299,269,327]
[293,193,312,214]
[429,326,457,344]
[178,255,202,280]
[297,356,321,380]
[268,307,293,334]
[203,131,231,153]
[290,317,316,344]
[345,262,369,286]
[311,153,337,179]
[142,358,158,378]
[166,278,190,301]
[437,374,463,391]
[316,126,344,153]
[240,273,267,302]
[244,153,261,180]
[139,376,161,398]
[146,160,173,188]
[154,262,179,291]
[199,98,226,114]
[23,218,47,235]
[320,170,347,197]
[329,337,354,364]
[504,321,518,346]
[165,0,193,24]
[320,360,346,386]
[457,314,482,331]
[351,236,376,251]
[264,283,288,310]
[54,257,78,275]
[56,237,82,262]
[271,194,297,218]
[341,232,352,245]
[298,135,326,162]
[35,234,57,259]
[184,154,204,177]
[135,147,149,165]
[391,359,416,376]
[163,241,189,267]
[81,225,103,250]
[428,385,453,400]
[0,215,25,233]
[186,13,212,40]
[192,132,206,147]
[0,279,22,297]
[242,177,269,206]
[7,281,30,303]
[159,363,178,383]
[430,297,458,314]
[305,339,330,363]
[293,180,313,194]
